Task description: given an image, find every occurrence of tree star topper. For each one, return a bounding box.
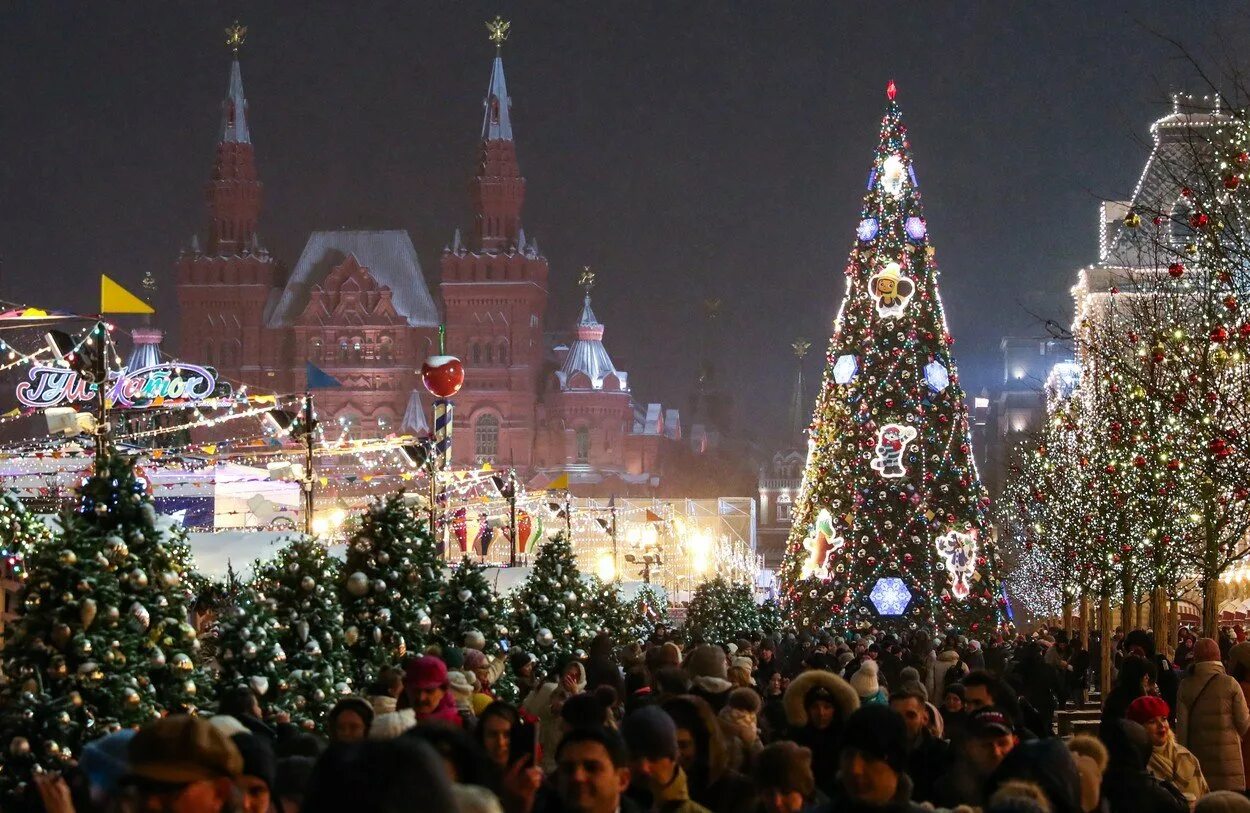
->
[486,16,511,46]
[225,21,247,53]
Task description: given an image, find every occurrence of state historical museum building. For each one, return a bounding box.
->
[175,40,685,494]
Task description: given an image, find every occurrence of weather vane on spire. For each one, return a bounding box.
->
[486,16,511,47]
[792,338,811,359]
[225,21,247,53]
[579,266,596,292]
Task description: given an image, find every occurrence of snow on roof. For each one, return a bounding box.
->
[266,230,439,328]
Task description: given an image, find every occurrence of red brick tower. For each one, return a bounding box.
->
[441,20,549,470]
[176,26,281,380]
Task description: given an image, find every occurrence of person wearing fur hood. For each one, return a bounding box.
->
[784,668,860,798]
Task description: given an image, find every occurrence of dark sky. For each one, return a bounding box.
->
[2,2,1248,444]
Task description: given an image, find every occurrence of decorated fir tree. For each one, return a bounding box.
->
[757,597,785,637]
[683,577,758,646]
[509,533,596,677]
[253,537,352,728]
[435,556,507,654]
[628,584,673,643]
[780,82,1002,633]
[213,563,289,702]
[0,451,206,807]
[586,576,631,646]
[339,493,442,685]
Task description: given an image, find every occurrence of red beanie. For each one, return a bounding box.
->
[1126,695,1170,725]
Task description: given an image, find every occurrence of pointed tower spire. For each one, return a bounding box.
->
[206,21,263,256]
[471,17,525,252]
[789,338,811,439]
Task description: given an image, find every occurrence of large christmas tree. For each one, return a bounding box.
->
[339,493,442,685]
[252,537,352,728]
[509,533,597,677]
[0,451,207,807]
[780,82,1002,633]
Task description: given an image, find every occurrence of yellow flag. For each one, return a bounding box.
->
[546,473,569,491]
[101,275,154,314]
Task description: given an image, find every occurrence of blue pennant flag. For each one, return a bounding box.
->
[306,362,342,390]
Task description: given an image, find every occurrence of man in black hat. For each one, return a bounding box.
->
[823,704,926,813]
[231,732,275,813]
[620,706,710,813]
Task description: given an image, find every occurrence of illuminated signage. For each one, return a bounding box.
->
[16,363,225,409]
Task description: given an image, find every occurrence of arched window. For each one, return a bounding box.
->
[1171,197,1195,248]
[308,337,322,362]
[204,341,215,368]
[475,414,499,464]
[498,342,509,366]
[339,338,350,361]
[575,427,590,463]
[485,344,494,364]
[379,334,394,363]
[472,343,482,364]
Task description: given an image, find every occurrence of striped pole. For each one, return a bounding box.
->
[433,399,453,470]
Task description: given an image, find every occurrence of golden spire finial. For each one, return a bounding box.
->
[225,21,248,53]
[703,298,723,320]
[486,16,511,47]
[578,266,596,292]
[792,338,811,359]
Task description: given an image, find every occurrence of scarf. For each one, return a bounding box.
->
[1149,733,1210,801]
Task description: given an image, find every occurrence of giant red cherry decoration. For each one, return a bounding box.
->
[421,355,465,398]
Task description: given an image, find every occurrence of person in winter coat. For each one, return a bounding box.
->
[1177,638,1250,792]
[1066,734,1109,813]
[685,644,734,712]
[1227,641,1250,788]
[717,687,763,772]
[784,668,860,798]
[1102,654,1158,734]
[754,740,824,813]
[1128,695,1210,804]
[1101,719,1189,813]
[850,660,888,706]
[370,656,464,739]
[928,647,965,701]
[760,671,789,744]
[810,704,928,813]
[662,695,755,813]
[888,687,950,805]
[620,705,712,813]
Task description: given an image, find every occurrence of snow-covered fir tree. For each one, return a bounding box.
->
[509,533,596,677]
[339,493,442,685]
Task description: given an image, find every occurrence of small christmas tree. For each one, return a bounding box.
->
[213,563,289,702]
[0,450,206,807]
[339,494,442,685]
[253,537,352,728]
[509,533,596,677]
[629,584,672,643]
[757,597,785,637]
[684,578,758,647]
[435,557,506,654]
[586,576,631,645]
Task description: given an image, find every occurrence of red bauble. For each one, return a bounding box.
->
[1133,455,1146,468]
[1181,186,1194,198]
[1226,175,1242,190]
[1238,151,1250,167]
[1226,295,1239,311]
[1211,326,1229,343]
[421,355,465,398]
[1191,213,1210,229]
[1168,262,1185,278]
[1239,323,1250,338]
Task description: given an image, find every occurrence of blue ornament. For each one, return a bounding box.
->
[923,361,949,393]
[869,577,911,617]
[905,216,927,241]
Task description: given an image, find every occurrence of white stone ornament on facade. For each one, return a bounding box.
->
[869,262,916,319]
[870,424,918,479]
[934,530,978,599]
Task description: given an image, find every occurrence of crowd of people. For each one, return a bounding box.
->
[21,624,1250,813]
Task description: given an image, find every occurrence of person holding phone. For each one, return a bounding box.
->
[477,701,543,813]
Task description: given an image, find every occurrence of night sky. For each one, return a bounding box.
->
[2,2,1248,445]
